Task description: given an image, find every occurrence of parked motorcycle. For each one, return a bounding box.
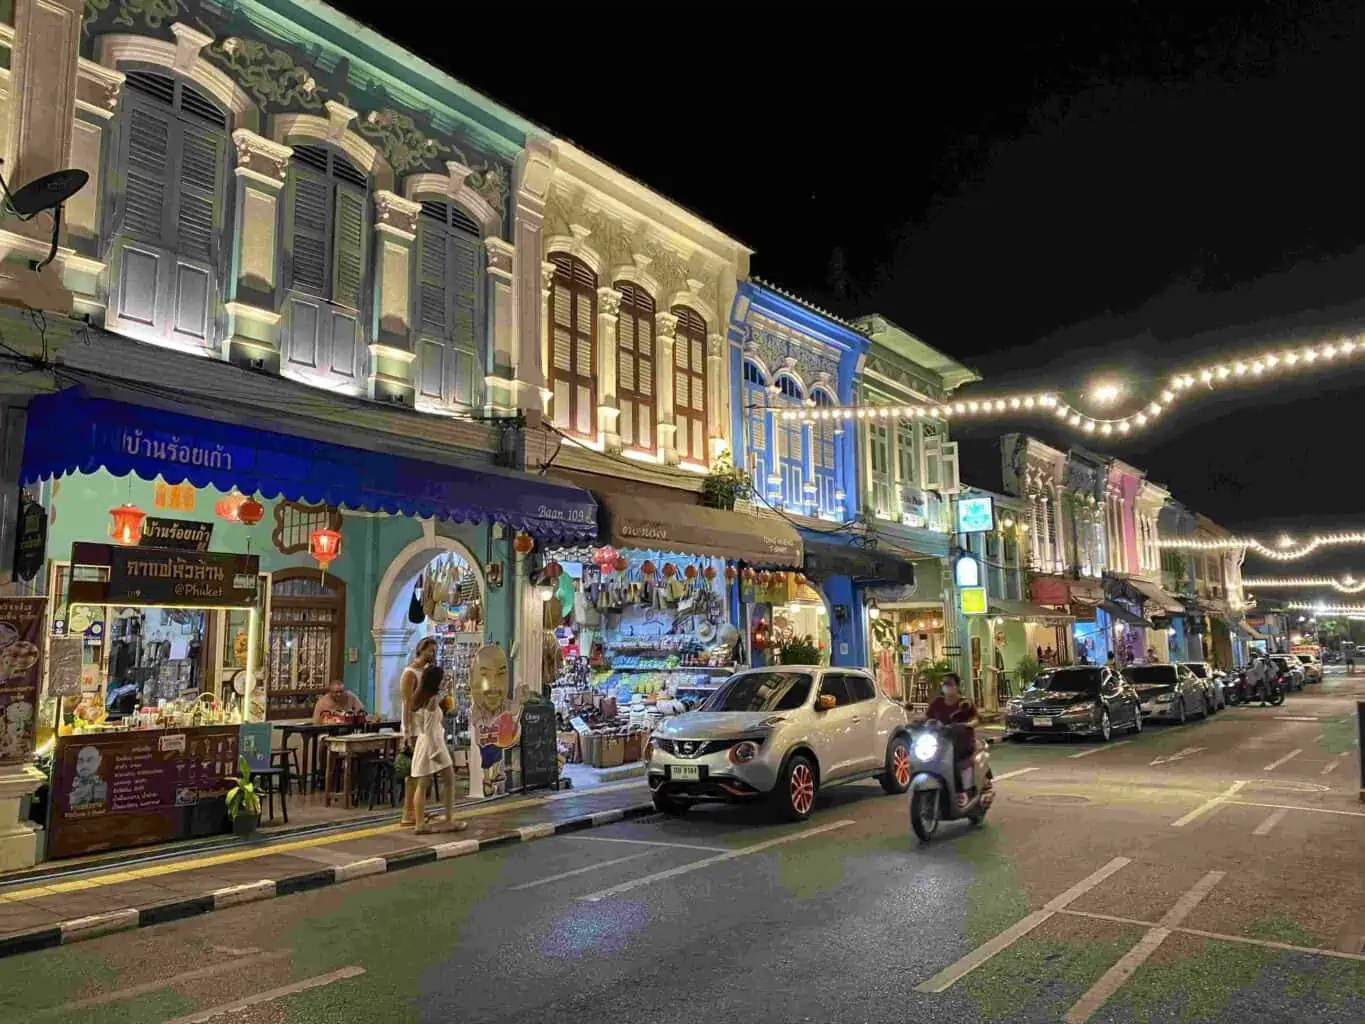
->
[907,720,994,841]
[1225,670,1247,706]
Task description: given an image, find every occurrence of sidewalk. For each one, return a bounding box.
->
[0,779,653,960]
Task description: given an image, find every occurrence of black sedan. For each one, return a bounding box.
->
[1004,665,1143,742]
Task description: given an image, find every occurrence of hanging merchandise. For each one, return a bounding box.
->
[408,580,424,624]
[514,532,535,555]
[703,565,717,586]
[662,562,677,579]
[684,564,698,581]
[613,555,628,576]
[641,559,656,578]
[555,572,576,620]
[724,565,737,584]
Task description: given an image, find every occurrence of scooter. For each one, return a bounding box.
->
[907,720,994,841]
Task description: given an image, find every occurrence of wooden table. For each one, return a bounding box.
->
[323,731,402,808]
[279,722,352,793]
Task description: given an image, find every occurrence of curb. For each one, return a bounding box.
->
[0,801,657,962]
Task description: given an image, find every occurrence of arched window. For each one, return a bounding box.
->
[548,253,597,438]
[107,69,230,353]
[811,389,838,516]
[742,360,769,485]
[615,281,655,453]
[773,374,805,510]
[672,306,708,464]
[414,198,482,410]
[282,143,369,385]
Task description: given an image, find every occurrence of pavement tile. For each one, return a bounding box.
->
[0,903,60,936]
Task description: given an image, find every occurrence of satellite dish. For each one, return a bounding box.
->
[0,162,90,273]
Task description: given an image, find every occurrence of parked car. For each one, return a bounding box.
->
[1182,662,1226,710]
[1003,665,1143,741]
[1126,663,1209,722]
[1295,653,1323,683]
[1268,654,1305,692]
[647,666,910,820]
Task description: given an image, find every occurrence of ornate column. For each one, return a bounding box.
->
[596,285,623,453]
[513,140,553,422]
[482,236,516,415]
[224,130,291,368]
[654,310,678,463]
[367,189,421,406]
[707,332,726,465]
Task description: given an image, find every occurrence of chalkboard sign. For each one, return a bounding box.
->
[48,637,83,698]
[520,699,558,792]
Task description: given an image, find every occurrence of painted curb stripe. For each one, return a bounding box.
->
[0,801,657,962]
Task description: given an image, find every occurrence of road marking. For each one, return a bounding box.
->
[564,835,727,852]
[162,966,365,1023]
[1065,871,1223,1024]
[1322,752,1350,775]
[31,951,292,1016]
[1150,746,1205,766]
[1068,741,1132,759]
[915,856,1131,994]
[1053,911,1365,964]
[511,851,655,891]
[994,767,1040,781]
[1252,808,1290,836]
[577,819,854,902]
[1263,748,1303,771]
[1228,800,1365,818]
[1275,716,1319,721]
[1170,780,1247,827]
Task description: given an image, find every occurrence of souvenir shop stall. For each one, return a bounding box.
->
[743,570,832,668]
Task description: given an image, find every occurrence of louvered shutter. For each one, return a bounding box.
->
[121,105,172,245]
[450,230,478,352]
[332,184,366,309]
[289,168,330,297]
[573,273,595,436]
[548,255,597,438]
[939,441,961,494]
[417,222,447,334]
[174,121,222,263]
[551,283,573,429]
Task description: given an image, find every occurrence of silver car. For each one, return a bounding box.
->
[647,666,911,820]
[1126,663,1209,722]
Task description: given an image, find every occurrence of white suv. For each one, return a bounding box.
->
[647,666,911,820]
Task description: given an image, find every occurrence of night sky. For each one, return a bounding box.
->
[341,2,1365,578]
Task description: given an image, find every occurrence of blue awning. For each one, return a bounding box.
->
[21,387,597,542]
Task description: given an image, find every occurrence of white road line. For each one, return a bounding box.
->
[915,856,1131,994]
[1170,780,1247,828]
[1150,746,1205,766]
[1252,808,1290,836]
[1065,871,1223,1024]
[1228,800,1365,818]
[1275,716,1319,722]
[163,966,365,1024]
[563,835,727,853]
[39,952,292,1014]
[994,767,1040,781]
[1068,741,1132,759]
[1263,748,1303,771]
[1053,910,1365,964]
[510,851,655,891]
[577,819,855,902]
[1321,752,1350,775]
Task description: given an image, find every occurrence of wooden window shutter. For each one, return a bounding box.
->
[417,219,447,334]
[120,104,172,245]
[288,167,331,297]
[548,254,597,438]
[672,305,708,463]
[450,230,479,352]
[174,121,224,263]
[332,184,366,309]
[615,282,655,452]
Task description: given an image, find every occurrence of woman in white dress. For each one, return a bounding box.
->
[410,665,465,834]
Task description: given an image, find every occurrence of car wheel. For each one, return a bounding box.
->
[652,790,687,817]
[1201,695,1211,719]
[967,804,988,826]
[911,789,940,841]
[1131,706,1144,734]
[1177,699,1188,725]
[880,736,912,795]
[1099,710,1112,742]
[775,754,817,821]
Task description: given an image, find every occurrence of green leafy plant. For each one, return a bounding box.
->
[1014,654,1043,688]
[870,616,904,654]
[701,450,752,511]
[915,657,954,689]
[224,755,262,821]
[776,634,824,666]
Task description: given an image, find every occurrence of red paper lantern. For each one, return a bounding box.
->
[544,560,563,580]
[215,490,247,522]
[309,527,343,569]
[108,504,146,545]
[724,566,737,583]
[684,564,698,580]
[237,497,265,526]
[662,562,677,579]
[613,555,628,574]
[513,532,535,555]
[641,559,657,577]
[703,565,717,582]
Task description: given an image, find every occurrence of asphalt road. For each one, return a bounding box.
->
[1,672,1361,1024]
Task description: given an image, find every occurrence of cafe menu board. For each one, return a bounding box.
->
[0,597,46,766]
[47,726,240,860]
[519,699,558,791]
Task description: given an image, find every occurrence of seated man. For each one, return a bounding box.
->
[312,678,365,724]
[923,673,978,807]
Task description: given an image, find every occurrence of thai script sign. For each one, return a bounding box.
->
[141,517,214,552]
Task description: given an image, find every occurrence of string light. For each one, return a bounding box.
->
[1286,601,1365,615]
[1242,576,1365,594]
[1158,531,1365,561]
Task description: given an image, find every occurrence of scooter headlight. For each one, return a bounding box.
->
[912,733,939,762]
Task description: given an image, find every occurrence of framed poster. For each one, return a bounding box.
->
[0,597,46,765]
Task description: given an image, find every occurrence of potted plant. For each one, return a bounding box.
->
[776,634,823,666]
[225,755,262,837]
[701,450,752,511]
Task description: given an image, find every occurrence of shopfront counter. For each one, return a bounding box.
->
[47,724,241,859]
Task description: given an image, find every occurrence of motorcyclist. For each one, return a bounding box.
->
[1248,654,1276,704]
[919,673,978,808]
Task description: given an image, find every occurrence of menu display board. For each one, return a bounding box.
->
[0,597,46,765]
[47,637,83,699]
[48,726,240,859]
[519,699,558,791]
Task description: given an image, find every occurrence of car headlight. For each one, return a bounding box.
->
[1007,700,1023,712]
[1155,693,1174,702]
[912,733,939,762]
[728,740,761,764]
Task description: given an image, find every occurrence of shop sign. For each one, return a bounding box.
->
[12,499,46,582]
[0,597,46,765]
[154,481,196,511]
[956,495,994,534]
[110,548,258,607]
[48,636,83,698]
[959,586,987,615]
[1030,575,1070,606]
[1069,601,1097,622]
[900,487,928,529]
[954,553,981,588]
[141,517,214,552]
[47,726,239,859]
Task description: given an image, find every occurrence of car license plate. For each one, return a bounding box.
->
[670,765,701,781]
[1031,717,1051,727]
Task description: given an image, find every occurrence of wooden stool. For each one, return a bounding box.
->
[272,748,301,794]
[251,767,288,824]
